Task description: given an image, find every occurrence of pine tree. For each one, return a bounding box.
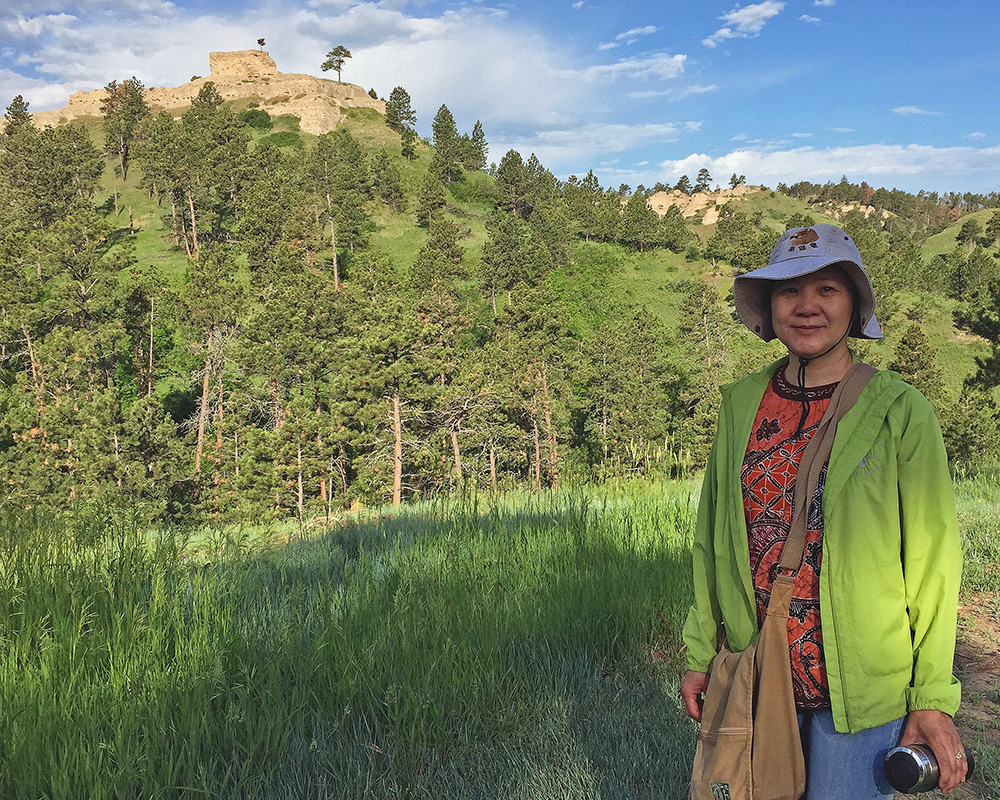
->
[384,86,416,133]
[888,323,944,408]
[415,172,446,228]
[321,46,352,83]
[694,168,712,193]
[463,120,488,171]
[410,217,465,292]
[371,150,404,211]
[2,94,32,137]
[430,104,462,184]
[101,77,150,180]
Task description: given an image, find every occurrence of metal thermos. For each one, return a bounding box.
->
[883,743,975,793]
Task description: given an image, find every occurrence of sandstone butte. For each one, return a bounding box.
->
[30,49,385,136]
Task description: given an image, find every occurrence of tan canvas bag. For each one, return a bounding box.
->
[689,363,877,800]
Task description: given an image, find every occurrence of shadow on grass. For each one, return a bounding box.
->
[0,495,699,799]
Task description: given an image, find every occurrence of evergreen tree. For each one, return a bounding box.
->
[430,104,462,184]
[400,126,418,162]
[415,172,446,228]
[888,323,944,408]
[694,168,712,193]
[491,282,576,490]
[463,120,488,171]
[308,128,373,286]
[410,217,465,292]
[985,209,1000,246]
[101,77,150,180]
[660,204,692,253]
[583,306,685,476]
[371,150,404,211]
[674,175,692,194]
[940,385,1000,464]
[620,191,660,251]
[384,86,416,134]
[677,281,733,466]
[955,274,1000,390]
[321,46,352,83]
[956,217,983,252]
[3,94,32,137]
[172,83,250,260]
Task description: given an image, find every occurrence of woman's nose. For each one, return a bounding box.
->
[794,292,821,314]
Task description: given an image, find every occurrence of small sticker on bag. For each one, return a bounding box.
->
[711,783,731,800]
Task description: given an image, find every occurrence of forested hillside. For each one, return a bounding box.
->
[2,78,1000,523]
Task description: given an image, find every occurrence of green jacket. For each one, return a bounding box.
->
[682,359,962,734]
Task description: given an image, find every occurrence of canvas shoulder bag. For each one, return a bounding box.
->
[689,363,877,800]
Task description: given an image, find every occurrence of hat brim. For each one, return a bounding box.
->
[734,258,882,341]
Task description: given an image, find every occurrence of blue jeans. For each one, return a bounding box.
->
[798,710,905,800]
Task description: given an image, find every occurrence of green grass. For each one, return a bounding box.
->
[4,473,998,798]
[0,485,698,799]
[922,209,1000,261]
[954,469,1000,596]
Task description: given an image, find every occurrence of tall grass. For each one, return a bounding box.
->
[954,470,1000,595]
[8,475,994,799]
[0,486,698,799]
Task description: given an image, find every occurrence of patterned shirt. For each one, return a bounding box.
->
[741,368,838,709]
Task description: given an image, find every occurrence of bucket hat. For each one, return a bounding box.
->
[734,224,882,341]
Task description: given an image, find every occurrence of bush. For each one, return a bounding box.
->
[447,173,497,207]
[238,108,273,131]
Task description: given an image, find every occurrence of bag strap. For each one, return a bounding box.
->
[776,362,878,576]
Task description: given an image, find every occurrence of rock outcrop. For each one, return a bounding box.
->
[647,184,760,225]
[31,50,384,136]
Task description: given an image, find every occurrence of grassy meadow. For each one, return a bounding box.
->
[0,483,700,799]
[3,476,999,799]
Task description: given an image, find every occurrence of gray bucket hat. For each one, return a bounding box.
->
[733,224,882,341]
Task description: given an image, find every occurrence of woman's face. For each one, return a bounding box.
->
[770,265,854,359]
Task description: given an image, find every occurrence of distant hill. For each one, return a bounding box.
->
[30,50,383,135]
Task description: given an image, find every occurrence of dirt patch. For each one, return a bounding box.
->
[904,592,1000,799]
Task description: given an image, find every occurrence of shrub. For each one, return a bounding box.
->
[239,108,273,131]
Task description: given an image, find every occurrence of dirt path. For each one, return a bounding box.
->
[898,592,1000,799]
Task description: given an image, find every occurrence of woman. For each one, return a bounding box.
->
[680,225,967,798]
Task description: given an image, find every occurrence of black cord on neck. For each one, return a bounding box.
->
[790,326,851,440]
[794,358,811,439]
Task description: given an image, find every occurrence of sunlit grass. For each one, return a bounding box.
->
[0,484,698,798]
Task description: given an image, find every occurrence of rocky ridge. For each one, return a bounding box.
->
[646,184,758,225]
[30,50,384,136]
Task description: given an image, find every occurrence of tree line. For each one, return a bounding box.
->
[1,81,998,523]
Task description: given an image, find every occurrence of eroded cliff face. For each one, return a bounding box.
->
[30,50,385,135]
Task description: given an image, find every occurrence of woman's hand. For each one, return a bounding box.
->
[900,709,967,794]
[680,670,710,722]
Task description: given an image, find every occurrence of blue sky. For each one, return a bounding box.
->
[3,0,999,194]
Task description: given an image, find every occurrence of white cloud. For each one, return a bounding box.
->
[791,132,812,138]
[832,126,854,133]
[657,143,1000,192]
[892,105,944,116]
[571,52,686,82]
[704,1,785,48]
[799,15,820,23]
[616,25,658,42]
[572,1,584,8]
[813,0,835,6]
[492,120,702,169]
[598,41,617,51]
[627,83,718,100]
[966,131,987,141]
